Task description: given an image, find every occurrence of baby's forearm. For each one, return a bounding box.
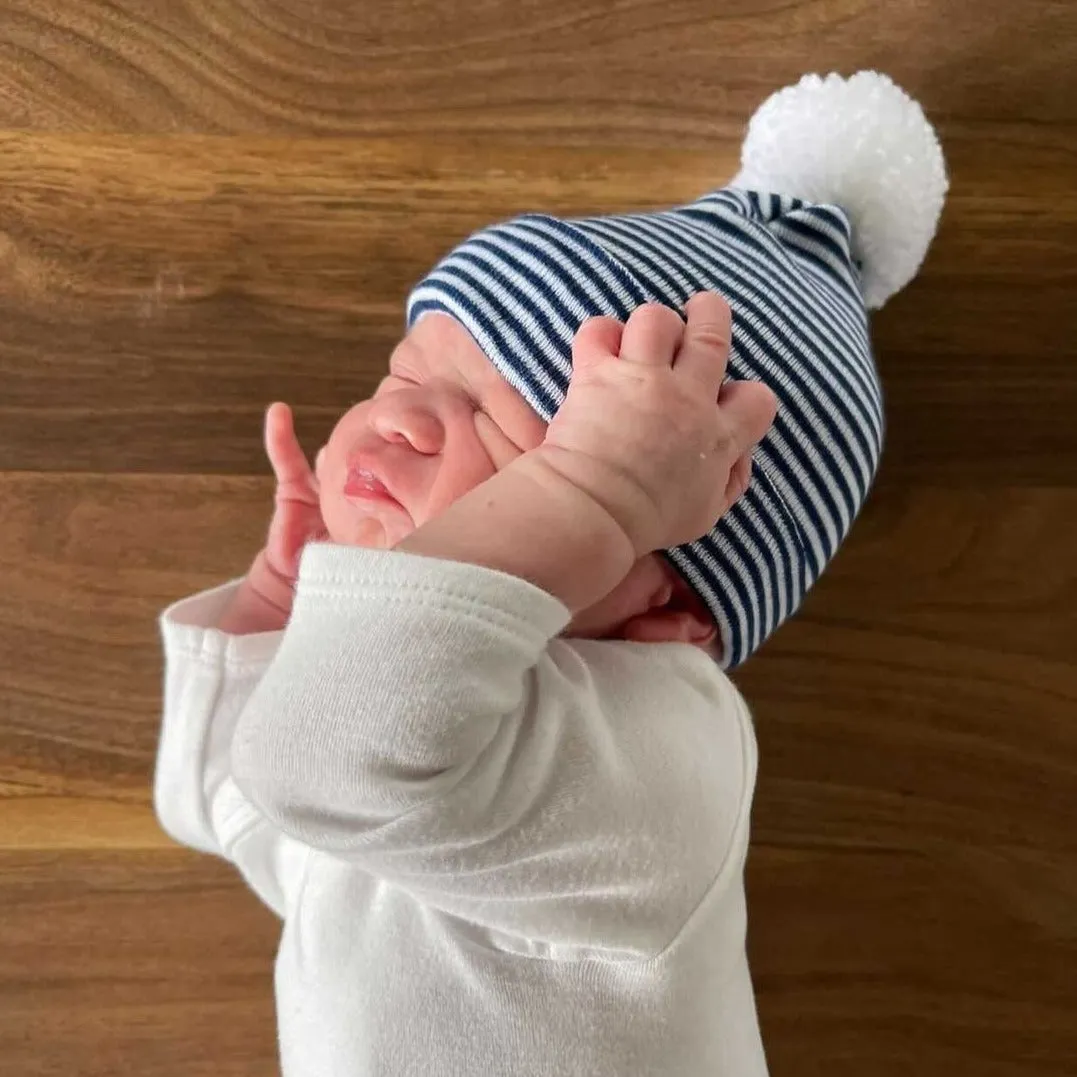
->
[216,451,636,634]
[216,551,293,635]
[397,451,636,614]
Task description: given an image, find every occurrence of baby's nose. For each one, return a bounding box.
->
[371,399,444,455]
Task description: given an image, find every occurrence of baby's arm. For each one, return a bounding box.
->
[154,405,323,911]
[230,296,776,953]
[215,550,294,635]
[230,540,756,955]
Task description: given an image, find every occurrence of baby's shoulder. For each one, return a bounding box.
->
[544,637,747,717]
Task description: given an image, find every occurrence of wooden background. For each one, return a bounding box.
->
[1,1,1075,1074]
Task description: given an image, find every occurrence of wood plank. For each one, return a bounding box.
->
[748,846,1077,1077]
[1,845,1073,1076]
[0,797,167,850]
[2,473,1073,857]
[0,0,1074,136]
[0,473,267,801]
[738,487,1077,855]
[1,133,1075,482]
[0,850,279,1077]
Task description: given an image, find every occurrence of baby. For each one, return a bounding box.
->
[155,72,945,1076]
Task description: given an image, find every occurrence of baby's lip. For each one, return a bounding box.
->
[343,454,405,511]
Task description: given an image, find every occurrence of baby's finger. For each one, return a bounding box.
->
[571,315,624,372]
[675,292,732,389]
[716,379,778,458]
[722,453,754,512]
[619,303,685,367]
[264,403,315,487]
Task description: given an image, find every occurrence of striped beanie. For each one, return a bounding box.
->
[406,72,947,667]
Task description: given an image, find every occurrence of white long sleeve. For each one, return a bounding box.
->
[159,547,768,1075]
[230,542,757,957]
[154,580,309,918]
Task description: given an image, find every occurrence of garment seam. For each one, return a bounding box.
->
[169,647,273,673]
[645,689,757,965]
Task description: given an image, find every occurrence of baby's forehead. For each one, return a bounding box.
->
[394,312,513,394]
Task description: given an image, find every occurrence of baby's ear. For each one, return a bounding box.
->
[621,609,716,646]
[621,575,717,647]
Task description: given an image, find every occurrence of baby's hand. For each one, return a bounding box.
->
[255,403,329,605]
[539,293,777,558]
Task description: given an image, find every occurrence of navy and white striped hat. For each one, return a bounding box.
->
[407,72,946,667]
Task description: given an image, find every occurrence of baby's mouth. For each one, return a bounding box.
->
[344,465,401,508]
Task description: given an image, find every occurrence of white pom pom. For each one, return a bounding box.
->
[732,71,948,309]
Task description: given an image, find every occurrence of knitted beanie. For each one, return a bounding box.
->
[406,72,947,668]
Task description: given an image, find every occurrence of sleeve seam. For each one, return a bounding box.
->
[167,644,277,673]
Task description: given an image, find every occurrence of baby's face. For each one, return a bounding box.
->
[316,312,718,653]
[316,313,548,549]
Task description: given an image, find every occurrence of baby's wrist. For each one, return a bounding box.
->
[527,446,651,560]
[398,452,635,614]
[508,451,638,604]
[215,553,293,635]
[248,550,296,614]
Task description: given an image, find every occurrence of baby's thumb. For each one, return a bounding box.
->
[571,316,624,373]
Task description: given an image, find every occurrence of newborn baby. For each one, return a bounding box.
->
[155,72,946,1077]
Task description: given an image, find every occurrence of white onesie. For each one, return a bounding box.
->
[155,542,767,1076]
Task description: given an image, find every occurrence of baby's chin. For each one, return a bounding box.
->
[328,518,392,549]
[321,491,416,550]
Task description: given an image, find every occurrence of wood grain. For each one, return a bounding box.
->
[2,1,1076,1075]
[1,845,1072,1076]
[1,132,1075,481]
[0,851,279,1077]
[0,0,1074,138]
[749,846,1077,1077]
